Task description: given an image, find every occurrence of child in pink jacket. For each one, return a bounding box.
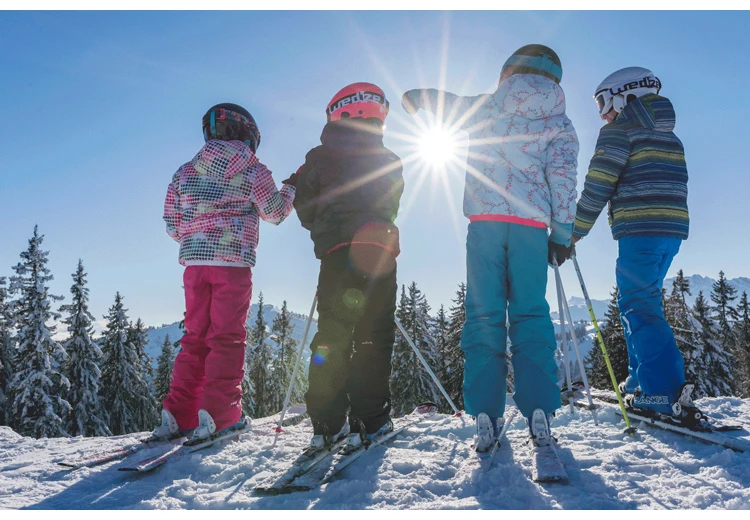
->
[153,103,295,443]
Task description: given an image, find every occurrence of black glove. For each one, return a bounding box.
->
[282,169,300,187]
[548,240,573,267]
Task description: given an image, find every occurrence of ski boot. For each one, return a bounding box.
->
[303,420,350,455]
[143,409,190,443]
[474,413,501,453]
[345,417,394,452]
[669,383,707,429]
[184,409,248,446]
[618,375,640,396]
[528,409,555,448]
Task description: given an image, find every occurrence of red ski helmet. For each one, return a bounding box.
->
[326,82,390,123]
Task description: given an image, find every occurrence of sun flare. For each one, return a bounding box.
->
[418,125,459,168]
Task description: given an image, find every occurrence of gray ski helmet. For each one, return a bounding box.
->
[202,102,261,153]
[500,44,563,85]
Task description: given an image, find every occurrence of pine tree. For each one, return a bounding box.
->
[585,287,628,390]
[268,301,305,413]
[99,293,150,434]
[60,260,110,437]
[693,291,733,397]
[127,318,158,430]
[7,226,71,438]
[0,277,15,427]
[248,293,274,418]
[241,323,256,419]
[154,334,174,406]
[732,292,750,397]
[711,271,739,338]
[665,274,704,395]
[444,283,466,411]
[431,304,450,389]
[390,283,440,416]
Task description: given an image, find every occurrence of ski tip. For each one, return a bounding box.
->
[57,463,79,469]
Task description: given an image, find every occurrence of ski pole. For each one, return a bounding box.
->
[553,259,574,414]
[395,316,460,415]
[555,263,598,424]
[273,293,317,444]
[571,253,636,436]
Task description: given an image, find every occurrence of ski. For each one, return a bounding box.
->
[610,403,750,453]
[477,407,519,473]
[117,422,251,473]
[57,434,183,470]
[530,439,568,483]
[591,391,745,432]
[254,402,439,496]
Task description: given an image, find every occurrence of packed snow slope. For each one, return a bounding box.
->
[2,394,750,510]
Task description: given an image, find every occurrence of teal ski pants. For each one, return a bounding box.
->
[460,221,560,419]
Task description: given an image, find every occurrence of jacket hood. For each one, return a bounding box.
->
[617,94,676,132]
[192,140,255,180]
[494,73,567,121]
[320,120,385,151]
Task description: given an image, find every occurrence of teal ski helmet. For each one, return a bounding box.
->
[500,44,563,85]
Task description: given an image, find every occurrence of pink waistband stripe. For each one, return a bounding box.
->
[469,214,547,229]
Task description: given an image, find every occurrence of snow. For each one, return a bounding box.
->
[2,394,750,509]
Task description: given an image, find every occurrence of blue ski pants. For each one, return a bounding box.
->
[616,236,685,400]
[460,222,560,419]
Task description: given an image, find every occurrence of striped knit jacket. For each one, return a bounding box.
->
[573,94,689,241]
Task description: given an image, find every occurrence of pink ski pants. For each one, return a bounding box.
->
[163,265,253,431]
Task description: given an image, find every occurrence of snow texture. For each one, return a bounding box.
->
[2,394,750,509]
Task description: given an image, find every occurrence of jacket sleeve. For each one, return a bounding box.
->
[163,174,181,242]
[293,161,318,232]
[250,161,295,225]
[544,116,579,245]
[573,125,630,239]
[409,89,487,130]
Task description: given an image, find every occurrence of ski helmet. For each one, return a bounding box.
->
[500,44,563,85]
[202,103,261,153]
[326,82,390,124]
[593,67,661,120]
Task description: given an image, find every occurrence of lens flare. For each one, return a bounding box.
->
[418,125,459,167]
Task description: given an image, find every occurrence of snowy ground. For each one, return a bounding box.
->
[2,394,750,510]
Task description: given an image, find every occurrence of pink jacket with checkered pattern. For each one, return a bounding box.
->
[163,140,295,268]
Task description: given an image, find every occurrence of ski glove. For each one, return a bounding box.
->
[401,90,422,115]
[548,239,573,267]
[282,167,301,187]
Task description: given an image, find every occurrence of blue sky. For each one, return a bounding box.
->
[1,11,748,327]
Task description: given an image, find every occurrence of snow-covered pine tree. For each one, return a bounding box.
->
[241,322,256,419]
[0,277,15,426]
[154,334,174,406]
[732,292,750,397]
[585,287,628,390]
[664,273,705,396]
[268,301,305,413]
[444,283,466,411]
[127,318,158,430]
[248,293,274,418]
[709,272,739,394]
[431,304,450,392]
[390,283,440,416]
[60,260,110,437]
[693,291,734,397]
[99,293,149,434]
[7,226,71,438]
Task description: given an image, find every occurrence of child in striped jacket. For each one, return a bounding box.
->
[570,67,698,424]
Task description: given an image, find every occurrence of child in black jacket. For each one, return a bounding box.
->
[285,82,404,452]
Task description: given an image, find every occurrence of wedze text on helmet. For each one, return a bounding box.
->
[596,76,661,97]
[327,91,386,116]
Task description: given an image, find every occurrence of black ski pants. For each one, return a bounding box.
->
[305,245,397,435]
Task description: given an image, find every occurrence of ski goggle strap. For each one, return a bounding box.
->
[504,54,563,82]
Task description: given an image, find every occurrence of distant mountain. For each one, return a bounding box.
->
[144,303,317,368]
[663,274,750,307]
[550,296,608,323]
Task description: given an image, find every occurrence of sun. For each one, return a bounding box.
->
[418,125,460,168]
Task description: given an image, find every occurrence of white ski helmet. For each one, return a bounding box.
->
[594,67,661,120]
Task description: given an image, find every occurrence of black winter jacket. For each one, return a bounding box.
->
[294,121,404,260]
